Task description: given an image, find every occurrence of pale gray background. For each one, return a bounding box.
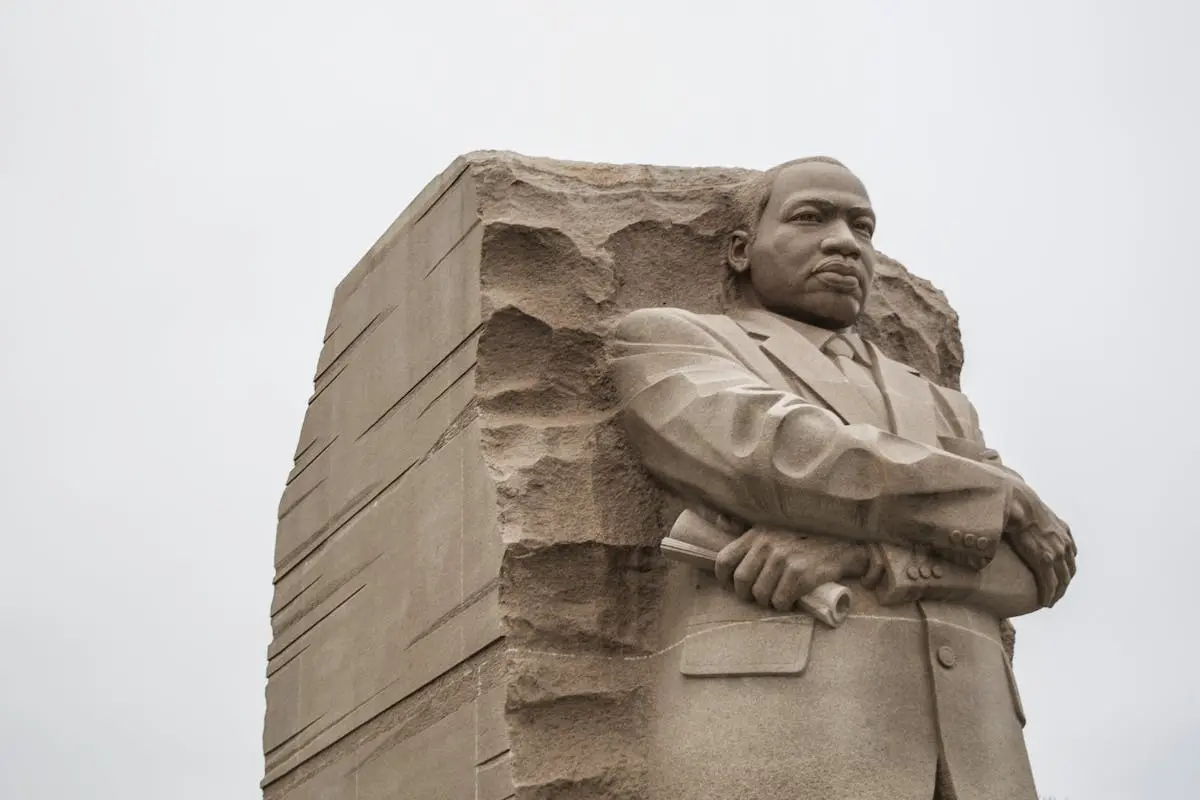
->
[1,1,1196,798]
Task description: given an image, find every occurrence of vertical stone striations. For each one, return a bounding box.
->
[263,159,506,800]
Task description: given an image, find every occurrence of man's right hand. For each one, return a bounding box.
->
[1004,481,1077,607]
[714,527,868,611]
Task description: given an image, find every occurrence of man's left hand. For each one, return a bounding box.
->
[1005,481,1077,607]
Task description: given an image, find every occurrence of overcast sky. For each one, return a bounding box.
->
[2,1,1197,798]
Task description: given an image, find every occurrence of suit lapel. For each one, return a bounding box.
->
[866,342,941,446]
[731,309,881,426]
[705,314,794,394]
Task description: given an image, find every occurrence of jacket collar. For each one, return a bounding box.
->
[728,305,940,444]
[728,306,880,426]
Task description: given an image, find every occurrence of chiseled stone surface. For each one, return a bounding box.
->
[263,151,979,799]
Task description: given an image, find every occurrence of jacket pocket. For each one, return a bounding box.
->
[680,616,814,677]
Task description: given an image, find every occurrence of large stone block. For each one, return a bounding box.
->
[263,152,972,799]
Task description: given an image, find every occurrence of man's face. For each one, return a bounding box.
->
[732,162,878,329]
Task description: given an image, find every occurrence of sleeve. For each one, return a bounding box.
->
[611,307,1012,561]
[933,385,1025,481]
[873,542,1043,617]
[876,386,1042,615]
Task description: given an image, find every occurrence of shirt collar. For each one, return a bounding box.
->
[727,297,870,362]
[775,314,869,362]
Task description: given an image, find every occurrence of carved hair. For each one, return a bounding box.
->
[722,155,849,306]
[730,155,849,244]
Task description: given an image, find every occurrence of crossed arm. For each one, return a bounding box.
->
[611,307,1075,616]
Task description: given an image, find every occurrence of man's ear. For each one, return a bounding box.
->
[727,230,751,275]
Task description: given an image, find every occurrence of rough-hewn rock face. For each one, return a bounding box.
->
[262,151,979,800]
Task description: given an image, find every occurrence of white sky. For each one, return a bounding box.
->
[2,2,1197,798]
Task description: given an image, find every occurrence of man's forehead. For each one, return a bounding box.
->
[767,162,871,208]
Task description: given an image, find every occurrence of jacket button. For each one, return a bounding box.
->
[937,645,956,669]
[963,533,977,548]
[950,530,963,544]
[931,564,943,578]
[907,564,920,580]
[919,565,932,579]
[976,536,991,551]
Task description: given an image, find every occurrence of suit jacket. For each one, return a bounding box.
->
[610,305,1041,800]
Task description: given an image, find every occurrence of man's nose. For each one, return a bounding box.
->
[820,220,861,257]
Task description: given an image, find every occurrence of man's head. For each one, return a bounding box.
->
[726,157,878,330]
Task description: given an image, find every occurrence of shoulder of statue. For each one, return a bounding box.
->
[613,305,692,330]
[615,305,740,331]
[865,341,970,400]
[611,306,741,345]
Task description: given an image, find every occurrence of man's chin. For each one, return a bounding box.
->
[779,298,862,330]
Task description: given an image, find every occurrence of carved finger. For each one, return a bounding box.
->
[1052,536,1073,602]
[1013,530,1041,572]
[1036,559,1058,608]
[715,535,755,588]
[1008,532,1029,566]
[815,560,844,587]
[1051,554,1071,606]
[752,554,788,608]
[790,557,828,601]
[771,562,806,611]
[1064,539,1077,577]
[733,544,768,602]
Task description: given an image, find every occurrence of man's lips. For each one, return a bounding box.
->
[812,259,865,292]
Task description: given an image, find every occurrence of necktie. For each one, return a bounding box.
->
[823,334,858,363]
[823,335,889,426]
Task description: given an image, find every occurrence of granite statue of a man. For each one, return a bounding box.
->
[610,157,1077,800]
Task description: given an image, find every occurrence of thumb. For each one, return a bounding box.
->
[815,561,843,587]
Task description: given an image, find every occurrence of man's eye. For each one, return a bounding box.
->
[790,210,822,223]
[853,220,875,237]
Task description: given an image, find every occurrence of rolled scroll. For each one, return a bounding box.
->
[660,510,852,628]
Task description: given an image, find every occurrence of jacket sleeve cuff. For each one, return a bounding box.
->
[873,543,982,605]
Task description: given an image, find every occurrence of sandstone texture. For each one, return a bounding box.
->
[262,151,980,799]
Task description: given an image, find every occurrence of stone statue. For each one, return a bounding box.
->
[262,152,1077,800]
[610,156,1077,800]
